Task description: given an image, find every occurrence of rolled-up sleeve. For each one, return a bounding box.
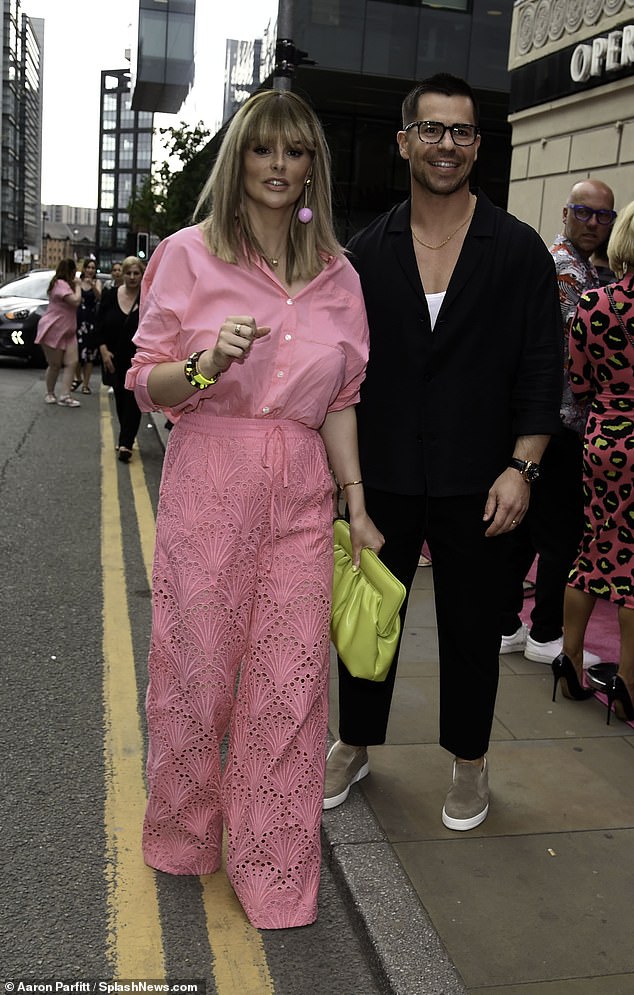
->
[125,235,207,417]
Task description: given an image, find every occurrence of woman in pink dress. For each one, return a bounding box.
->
[35,258,82,407]
[126,90,383,929]
[553,199,634,723]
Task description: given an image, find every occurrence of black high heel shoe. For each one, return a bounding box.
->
[605,675,634,725]
[551,653,594,702]
[586,662,618,692]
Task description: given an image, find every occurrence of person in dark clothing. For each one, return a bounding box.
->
[499,180,615,665]
[324,73,562,831]
[97,255,144,462]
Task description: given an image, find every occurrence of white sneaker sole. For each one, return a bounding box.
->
[524,647,557,663]
[441,802,489,831]
[525,646,601,666]
[322,761,369,810]
[499,641,526,655]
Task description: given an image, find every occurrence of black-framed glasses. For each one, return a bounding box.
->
[566,203,617,226]
[403,120,479,147]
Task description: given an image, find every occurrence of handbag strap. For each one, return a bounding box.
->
[605,285,634,349]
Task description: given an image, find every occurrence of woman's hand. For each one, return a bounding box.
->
[100,346,115,373]
[199,315,271,377]
[348,511,384,569]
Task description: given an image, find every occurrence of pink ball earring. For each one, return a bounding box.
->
[298,177,313,224]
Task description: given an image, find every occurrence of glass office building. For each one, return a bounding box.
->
[0,0,42,275]
[96,69,154,269]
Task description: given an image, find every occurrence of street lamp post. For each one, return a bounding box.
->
[274,0,293,91]
[41,210,48,267]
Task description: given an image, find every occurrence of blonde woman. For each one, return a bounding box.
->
[126,90,383,929]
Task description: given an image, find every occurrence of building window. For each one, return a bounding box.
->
[422,0,467,9]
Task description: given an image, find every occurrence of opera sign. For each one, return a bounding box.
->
[570,24,634,82]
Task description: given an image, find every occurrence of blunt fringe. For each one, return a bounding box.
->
[401,73,479,128]
[608,199,634,278]
[195,89,343,282]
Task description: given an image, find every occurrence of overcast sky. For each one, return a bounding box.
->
[22,0,277,209]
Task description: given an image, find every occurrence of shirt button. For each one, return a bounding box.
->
[286,298,294,305]
[277,370,284,378]
[262,406,270,414]
[284,334,292,341]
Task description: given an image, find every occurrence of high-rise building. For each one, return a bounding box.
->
[130,0,196,113]
[0,0,43,277]
[96,69,154,270]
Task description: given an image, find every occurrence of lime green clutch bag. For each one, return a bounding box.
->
[331,518,407,682]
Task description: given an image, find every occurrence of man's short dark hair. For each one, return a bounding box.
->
[401,73,479,128]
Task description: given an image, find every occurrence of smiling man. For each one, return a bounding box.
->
[324,73,562,832]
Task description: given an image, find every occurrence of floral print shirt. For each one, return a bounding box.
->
[549,232,600,433]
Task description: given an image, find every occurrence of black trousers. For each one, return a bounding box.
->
[499,429,584,642]
[338,488,509,760]
[113,371,142,450]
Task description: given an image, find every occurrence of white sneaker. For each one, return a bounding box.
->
[524,634,601,666]
[500,625,528,656]
[499,623,528,654]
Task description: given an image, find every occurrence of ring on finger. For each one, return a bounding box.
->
[234,323,242,336]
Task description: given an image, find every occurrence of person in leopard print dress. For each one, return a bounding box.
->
[558,199,634,723]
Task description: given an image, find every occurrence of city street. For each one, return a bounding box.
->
[0,363,384,995]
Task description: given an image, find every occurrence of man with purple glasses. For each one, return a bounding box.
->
[500,179,616,666]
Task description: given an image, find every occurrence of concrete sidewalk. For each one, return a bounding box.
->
[150,417,634,994]
[323,564,634,995]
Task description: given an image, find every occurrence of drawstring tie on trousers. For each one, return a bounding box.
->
[261,425,290,572]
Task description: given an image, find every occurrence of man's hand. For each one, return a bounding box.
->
[482,468,530,537]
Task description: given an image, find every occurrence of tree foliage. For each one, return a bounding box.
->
[127,120,212,241]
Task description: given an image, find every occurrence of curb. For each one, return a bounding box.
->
[149,414,466,993]
[321,783,467,995]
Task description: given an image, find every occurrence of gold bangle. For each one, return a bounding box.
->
[340,479,363,490]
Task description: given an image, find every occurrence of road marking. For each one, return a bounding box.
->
[129,455,156,590]
[101,394,165,976]
[201,866,275,994]
[127,411,274,992]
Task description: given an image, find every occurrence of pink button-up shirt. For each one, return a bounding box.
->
[126,224,369,428]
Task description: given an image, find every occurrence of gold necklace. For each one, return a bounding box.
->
[411,205,475,251]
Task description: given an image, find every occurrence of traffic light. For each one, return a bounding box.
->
[136,232,149,259]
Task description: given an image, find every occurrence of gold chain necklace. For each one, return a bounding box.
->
[411,205,475,251]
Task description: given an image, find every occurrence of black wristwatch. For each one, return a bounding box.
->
[509,458,541,483]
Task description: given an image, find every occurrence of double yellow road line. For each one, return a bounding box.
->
[99,394,274,990]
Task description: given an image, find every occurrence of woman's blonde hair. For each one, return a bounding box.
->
[195,89,342,282]
[608,199,634,278]
[121,255,146,274]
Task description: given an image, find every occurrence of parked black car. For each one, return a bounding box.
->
[0,269,54,366]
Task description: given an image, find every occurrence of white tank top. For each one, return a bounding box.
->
[426,291,446,330]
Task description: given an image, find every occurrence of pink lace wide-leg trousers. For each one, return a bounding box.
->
[142,417,334,929]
